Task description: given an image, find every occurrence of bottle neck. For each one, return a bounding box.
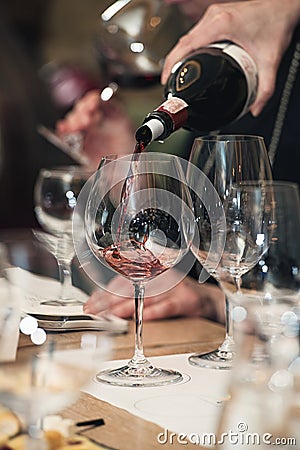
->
[156,96,189,129]
[135,96,189,145]
[135,118,165,145]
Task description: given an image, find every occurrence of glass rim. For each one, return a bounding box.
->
[39,165,94,175]
[233,180,299,190]
[193,134,265,142]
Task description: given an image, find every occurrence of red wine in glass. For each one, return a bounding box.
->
[103,244,167,281]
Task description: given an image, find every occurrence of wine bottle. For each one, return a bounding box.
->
[135,42,258,146]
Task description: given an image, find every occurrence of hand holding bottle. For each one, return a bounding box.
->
[136,42,257,145]
[161,0,300,116]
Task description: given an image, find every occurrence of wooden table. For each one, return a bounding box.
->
[18,317,225,450]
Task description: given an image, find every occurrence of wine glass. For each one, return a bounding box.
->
[215,299,299,449]
[34,166,93,306]
[223,182,300,358]
[219,182,273,292]
[0,335,110,450]
[0,241,111,449]
[79,152,194,386]
[187,135,273,369]
[97,0,191,87]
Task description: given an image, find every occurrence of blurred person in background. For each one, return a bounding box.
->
[0,0,138,228]
[54,88,135,170]
[0,0,138,297]
[54,0,193,162]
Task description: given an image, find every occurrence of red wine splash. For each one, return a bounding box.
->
[102,241,167,281]
[113,138,155,273]
[133,140,146,155]
[118,138,147,233]
[103,207,178,281]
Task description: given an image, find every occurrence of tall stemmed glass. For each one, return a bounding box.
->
[215,184,300,446]
[82,153,194,386]
[0,241,110,450]
[219,182,273,292]
[223,182,300,357]
[187,135,273,369]
[0,336,110,450]
[34,166,93,306]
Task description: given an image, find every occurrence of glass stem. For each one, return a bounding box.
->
[225,296,234,341]
[26,423,47,450]
[57,259,73,300]
[56,236,73,300]
[130,282,147,366]
[233,275,242,294]
[218,275,241,353]
[218,296,235,355]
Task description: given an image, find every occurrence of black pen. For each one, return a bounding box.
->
[76,418,105,428]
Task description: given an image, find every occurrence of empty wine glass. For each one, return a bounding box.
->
[0,239,110,449]
[97,0,191,87]
[215,302,299,450]
[219,182,273,294]
[0,334,110,450]
[223,182,300,358]
[77,152,194,386]
[187,135,273,369]
[34,166,93,306]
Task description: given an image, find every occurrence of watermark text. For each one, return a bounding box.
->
[157,423,297,446]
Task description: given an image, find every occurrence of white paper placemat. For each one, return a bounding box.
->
[84,353,231,446]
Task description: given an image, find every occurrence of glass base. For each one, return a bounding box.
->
[95,360,183,387]
[40,298,83,306]
[188,349,233,370]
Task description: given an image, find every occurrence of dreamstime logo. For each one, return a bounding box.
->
[157,424,297,446]
[72,153,226,297]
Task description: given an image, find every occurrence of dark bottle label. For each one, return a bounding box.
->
[176,60,201,92]
[163,42,258,131]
